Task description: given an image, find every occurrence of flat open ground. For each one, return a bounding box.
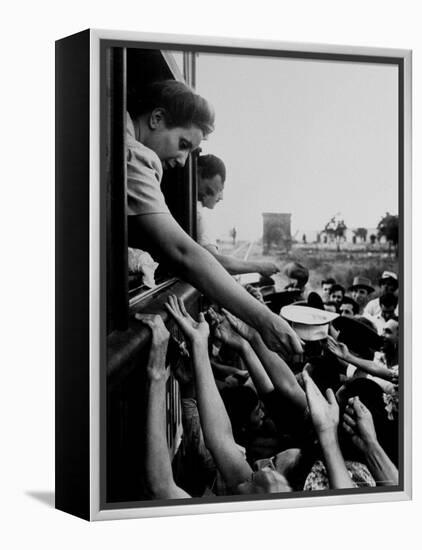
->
[219,240,399,294]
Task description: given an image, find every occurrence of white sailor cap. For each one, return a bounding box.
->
[281,305,339,341]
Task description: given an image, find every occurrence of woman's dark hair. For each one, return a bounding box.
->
[129,80,215,136]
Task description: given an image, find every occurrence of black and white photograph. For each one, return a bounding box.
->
[101,36,408,515]
[4,0,421,543]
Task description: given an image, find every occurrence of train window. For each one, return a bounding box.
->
[104,45,202,502]
[104,47,198,332]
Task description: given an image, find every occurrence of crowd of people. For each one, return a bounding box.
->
[123,77,399,499]
[138,265,399,498]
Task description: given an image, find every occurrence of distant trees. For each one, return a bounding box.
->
[353,227,368,242]
[377,212,399,256]
[315,213,398,255]
[323,216,347,251]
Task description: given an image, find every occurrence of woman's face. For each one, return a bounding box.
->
[146,110,204,167]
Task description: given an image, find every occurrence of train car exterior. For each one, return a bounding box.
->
[104,46,202,503]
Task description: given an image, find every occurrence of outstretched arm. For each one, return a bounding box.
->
[213,318,273,395]
[223,310,306,411]
[139,314,190,499]
[343,397,398,486]
[211,359,250,383]
[204,243,279,277]
[165,296,252,489]
[303,371,354,489]
[327,336,396,381]
[129,213,302,358]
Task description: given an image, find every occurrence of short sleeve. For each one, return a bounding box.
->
[126,114,170,216]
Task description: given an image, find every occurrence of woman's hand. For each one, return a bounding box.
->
[342,396,378,453]
[136,314,170,381]
[258,310,304,359]
[165,295,209,346]
[302,369,339,437]
[327,335,349,361]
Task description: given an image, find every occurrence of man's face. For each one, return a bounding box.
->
[200,175,224,209]
[339,303,355,317]
[352,287,369,307]
[321,284,333,301]
[330,290,344,304]
[382,319,399,350]
[380,280,397,295]
[381,303,396,321]
[146,111,203,167]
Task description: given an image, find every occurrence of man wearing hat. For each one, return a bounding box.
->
[364,271,399,318]
[281,304,338,342]
[327,316,397,393]
[349,276,375,314]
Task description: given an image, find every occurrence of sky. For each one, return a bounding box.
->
[186,52,399,241]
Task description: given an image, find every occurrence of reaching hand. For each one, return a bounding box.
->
[136,313,170,348]
[215,318,247,350]
[302,369,339,437]
[206,306,225,328]
[327,335,349,360]
[260,311,304,358]
[258,262,279,277]
[136,314,170,381]
[342,396,378,453]
[244,284,265,304]
[165,295,209,346]
[221,309,257,342]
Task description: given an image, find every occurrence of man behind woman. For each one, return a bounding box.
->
[127,79,301,358]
